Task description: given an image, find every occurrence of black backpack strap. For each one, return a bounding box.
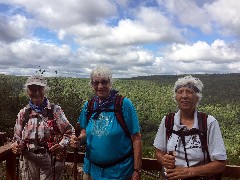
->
[197,112,211,163]
[165,112,175,141]
[90,150,133,168]
[114,95,131,138]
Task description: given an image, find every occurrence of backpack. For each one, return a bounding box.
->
[22,103,61,149]
[22,103,55,128]
[86,94,131,138]
[165,112,222,180]
[85,95,133,168]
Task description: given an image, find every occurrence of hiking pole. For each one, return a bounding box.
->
[16,141,20,180]
[51,153,56,180]
[74,122,81,180]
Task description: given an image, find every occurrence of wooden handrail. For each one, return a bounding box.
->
[1,143,240,179]
[0,143,17,180]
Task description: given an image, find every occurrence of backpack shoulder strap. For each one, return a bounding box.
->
[165,112,175,140]
[197,111,211,162]
[86,98,95,122]
[47,103,55,120]
[22,106,31,128]
[114,95,131,138]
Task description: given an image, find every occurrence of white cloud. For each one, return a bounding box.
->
[205,0,240,36]
[164,40,240,63]
[0,13,32,42]
[0,0,239,77]
[157,0,212,34]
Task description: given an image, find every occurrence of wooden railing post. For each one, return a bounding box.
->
[6,153,17,180]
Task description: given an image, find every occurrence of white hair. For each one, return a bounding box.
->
[173,75,203,106]
[90,65,113,86]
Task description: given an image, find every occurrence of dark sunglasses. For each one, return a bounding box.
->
[91,80,109,86]
[28,85,44,91]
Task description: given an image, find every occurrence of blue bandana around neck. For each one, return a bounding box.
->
[29,97,48,113]
[93,89,119,119]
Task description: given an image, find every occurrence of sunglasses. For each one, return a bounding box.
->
[28,85,44,91]
[92,80,110,86]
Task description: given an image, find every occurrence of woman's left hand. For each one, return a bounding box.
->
[165,166,192,180]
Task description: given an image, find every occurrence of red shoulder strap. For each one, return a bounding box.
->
[197,112,210,162]
[115,95,131,138]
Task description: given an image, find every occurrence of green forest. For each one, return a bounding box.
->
[0,73,239,166]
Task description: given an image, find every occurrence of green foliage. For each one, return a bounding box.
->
[0,75,27,137]
[0,73,240,165]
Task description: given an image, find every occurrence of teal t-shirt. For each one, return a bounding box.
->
[79,97,140,180]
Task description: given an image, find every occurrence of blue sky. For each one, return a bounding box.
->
[0,0,239,78]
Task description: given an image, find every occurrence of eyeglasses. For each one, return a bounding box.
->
[91,80,110,86]
[28,85,44,91]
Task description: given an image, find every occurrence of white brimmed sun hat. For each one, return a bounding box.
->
[25,75,47,87]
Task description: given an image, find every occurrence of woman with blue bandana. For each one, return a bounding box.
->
[154,75,227,180]
[11,74,74,180]
[71,65,142,180]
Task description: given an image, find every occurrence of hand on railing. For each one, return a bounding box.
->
[11,141,23,155]
[49,143,64,155]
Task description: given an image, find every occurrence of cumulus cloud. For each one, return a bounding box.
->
[0,13,32,42]
[205,0,240,36]
[157,0,213,34]
[164,40,240,63]
[0,0,239,77]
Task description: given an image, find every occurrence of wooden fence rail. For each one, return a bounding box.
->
[1,143,240,179]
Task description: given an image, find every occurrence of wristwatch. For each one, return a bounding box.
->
[134,168,142,173]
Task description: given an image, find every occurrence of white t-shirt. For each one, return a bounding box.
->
[153,110,227,167]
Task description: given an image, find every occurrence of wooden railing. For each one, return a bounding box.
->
[1,143,240,179]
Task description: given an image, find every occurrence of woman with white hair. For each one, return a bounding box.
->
[71,65,142,180]
[11,74,74,180]
[153,75,227,180]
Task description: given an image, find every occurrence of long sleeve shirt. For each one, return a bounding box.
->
[13,101,75,149]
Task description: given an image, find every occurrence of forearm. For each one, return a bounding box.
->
[131,132,142,170]
[13,113,23,143]
[188,160,226,177]
[166,160,226,179]
[79,129,86,143]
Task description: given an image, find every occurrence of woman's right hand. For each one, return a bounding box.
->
[70,135,81,148]
[11,141,23,154]
[162,153,176,169]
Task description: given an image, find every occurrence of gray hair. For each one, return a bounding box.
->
[90,65,113,87]
[173,75,203,106]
